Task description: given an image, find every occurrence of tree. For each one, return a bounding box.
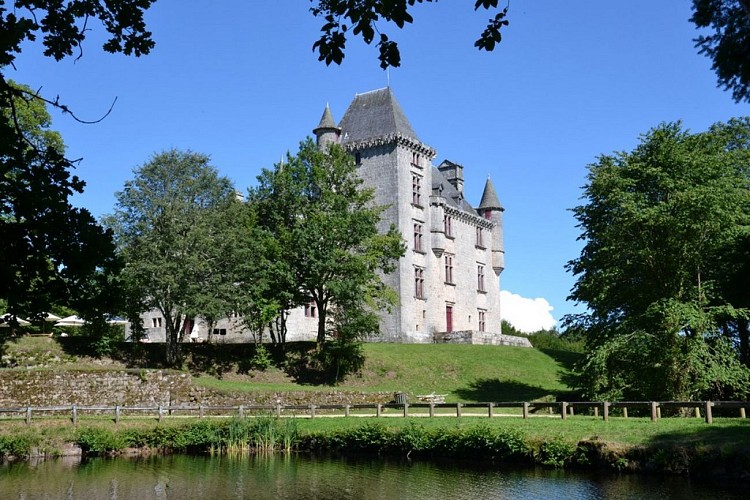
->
[1,80,120,324]
[310,0,509,68]
[0,1,155,323]
[250,139,405,347]
[566,119,750,401]
[692,0,750,103]
[108,150,237,366]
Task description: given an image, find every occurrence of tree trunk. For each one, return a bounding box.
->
[739,318,750,367]
[317,304,327,346]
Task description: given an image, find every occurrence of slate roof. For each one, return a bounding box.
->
[478,177,503,210]
[432,167,478,214]
[339,88,419,144]
[313,103,338,132]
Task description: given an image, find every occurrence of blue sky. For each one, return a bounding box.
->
[10,1,748,330]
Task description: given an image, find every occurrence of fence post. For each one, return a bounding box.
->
[561,402,568,420]
[522,402,529,419]
[429,403,434,418]
[650,402,658,422]
[741,407,746,419]
[238,405,244,418]
[657,406,662,419]
[158,405,163,422]
[115,405,121,425]
[376,404,381,417]
[694,407,701,419]
[569,404,575,417]
[403,403,409,418]
[71,404,78,426]
[310,404,316,419]
[623,407,628,419]
[594,406,599,418]
[488,402,494,418]
[199,405,204,418]
[704,401,713,424]
[25,406,31,425]
[456,403,462,418]
[602,402,609,422]
[344,405,350,417]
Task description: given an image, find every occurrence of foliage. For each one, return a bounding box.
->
[0,80,121,324]
[536,435,576,468]
[567,119,750,400]
[310,1,510,68]
[692,0,750,102]
[76,427,129,455]
[0,433,35,459]
[250,139,405,347]
[0,0,155,324]
[107,150,237,366]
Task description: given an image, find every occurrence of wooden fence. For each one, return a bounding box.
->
[1,401,749,425]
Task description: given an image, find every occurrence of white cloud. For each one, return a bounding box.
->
[500,290,557,333]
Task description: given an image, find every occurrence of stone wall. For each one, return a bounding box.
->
[432,330,532,347]
[0,370,191,407]
[0,369,395,408]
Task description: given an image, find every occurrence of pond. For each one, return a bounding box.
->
[0,454,743,499]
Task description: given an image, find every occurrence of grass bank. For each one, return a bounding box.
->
[2,416,749,481]
[193,343,579,403]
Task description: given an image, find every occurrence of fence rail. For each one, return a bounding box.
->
[1,400,749,425]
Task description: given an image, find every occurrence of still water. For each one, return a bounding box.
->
[0,454,743,499]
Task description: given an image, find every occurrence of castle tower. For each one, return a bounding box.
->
[478,177,505,274]
[313,103,341,148]
[304,88,515,345]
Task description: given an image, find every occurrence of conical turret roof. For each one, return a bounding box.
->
[313,103,339,133]
[478,177,503,210]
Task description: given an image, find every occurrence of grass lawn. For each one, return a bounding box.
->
[193,343,579,403]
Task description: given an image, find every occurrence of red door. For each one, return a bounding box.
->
[446,305,453,332]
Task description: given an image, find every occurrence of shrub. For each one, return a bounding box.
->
[76,427,129,455]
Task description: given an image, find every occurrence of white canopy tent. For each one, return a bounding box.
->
[54,315,87,327]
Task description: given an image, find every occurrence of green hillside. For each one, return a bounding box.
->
[195,343,580,403]
[1,337,580,403]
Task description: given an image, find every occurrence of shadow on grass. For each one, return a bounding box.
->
[454,378,563,402]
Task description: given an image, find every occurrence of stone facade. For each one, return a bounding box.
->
[129,88,529,347]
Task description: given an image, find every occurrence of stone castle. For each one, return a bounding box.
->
[136,88,529,347]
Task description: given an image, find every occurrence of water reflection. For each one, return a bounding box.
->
[0,454,742,499]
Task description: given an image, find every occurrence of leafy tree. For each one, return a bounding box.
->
[0,1,155,324]
[310,0,509,68]
[692,0,750,102]
[566,119,750,401]
[108,150,237,366]
[250,139,405,347]
[1,80,120,324]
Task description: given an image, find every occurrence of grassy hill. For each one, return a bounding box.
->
[195,343,580,403]
[1,337,580,403]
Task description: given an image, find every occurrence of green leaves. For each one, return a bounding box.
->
[310,0,508,68]
[250,139,405,346]
[568,119,750,400]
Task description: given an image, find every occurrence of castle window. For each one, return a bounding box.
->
[477,265,486,292]
[355,152,361,166]
[444,214,453,237]
[444,254,454,285]
[413,222,424,252]
[446,304,453,332]
[151,317,162,328]
[478,310,486,332]
[304,302,317,318]
[412,175,422,206]
[476,227,485,248]
[412,152,421,167]
[414,267,425,299]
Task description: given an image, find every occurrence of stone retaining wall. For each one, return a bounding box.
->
[0,370,394,408]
